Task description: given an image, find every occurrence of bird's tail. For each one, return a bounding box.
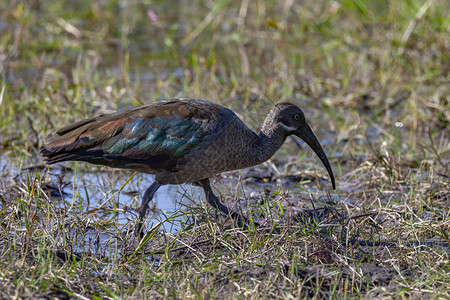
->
[40,117,105,164]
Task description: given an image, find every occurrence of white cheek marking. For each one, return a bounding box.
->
[280,123,297,132]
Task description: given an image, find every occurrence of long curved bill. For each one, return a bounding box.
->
[294,123,336,190]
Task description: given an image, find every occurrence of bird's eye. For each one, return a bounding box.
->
[293,114,300,121]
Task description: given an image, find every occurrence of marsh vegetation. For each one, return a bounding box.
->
[0,0,448,298]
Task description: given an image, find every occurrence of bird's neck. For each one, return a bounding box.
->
[251,126,287,165]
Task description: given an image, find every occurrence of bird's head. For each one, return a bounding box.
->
[267,102,336,190]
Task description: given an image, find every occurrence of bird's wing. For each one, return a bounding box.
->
[41,100,223,172]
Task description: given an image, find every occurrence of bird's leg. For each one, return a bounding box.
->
[135,181,161,236]
[197,178,244,223]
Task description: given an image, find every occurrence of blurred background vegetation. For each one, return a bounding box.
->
[0,0,448,298]
[1,0,448,157]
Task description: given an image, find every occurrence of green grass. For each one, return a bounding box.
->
[0,0,449,298]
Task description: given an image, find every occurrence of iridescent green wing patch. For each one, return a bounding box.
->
[104,117,207,157]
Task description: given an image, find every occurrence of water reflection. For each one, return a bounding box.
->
[54,168,203,231]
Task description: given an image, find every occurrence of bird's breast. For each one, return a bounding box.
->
[172,122,259,180]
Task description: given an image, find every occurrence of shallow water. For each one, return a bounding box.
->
[1,153,345,256]
[52,167,204,231]
[2,156,340,214]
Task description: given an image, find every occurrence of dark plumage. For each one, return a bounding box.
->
[41,98,336,234]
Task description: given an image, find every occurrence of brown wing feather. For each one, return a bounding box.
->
[41,99,225,173]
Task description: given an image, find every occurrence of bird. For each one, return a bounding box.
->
[41,98,336,235]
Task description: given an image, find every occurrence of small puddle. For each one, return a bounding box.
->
[50,167,204,231]
[1,155,203,254]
